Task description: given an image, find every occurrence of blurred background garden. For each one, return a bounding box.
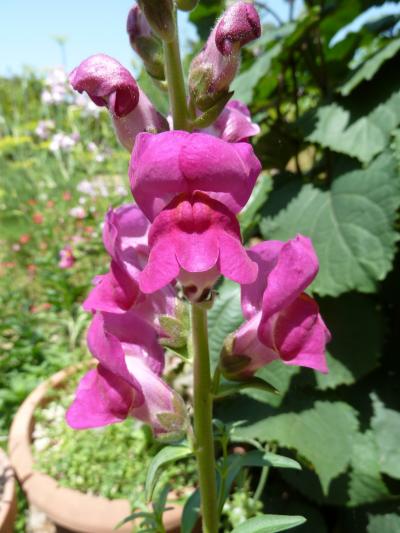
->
[1,0,400,532]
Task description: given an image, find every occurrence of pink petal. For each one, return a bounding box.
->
[214,100,261,143]
[231,313,278,377]
[129,131,261,220]
[66,367,135,429]
[139,193,258,294]
[83,262,139,314]
[69,54,139,117]
[261,293,329,373]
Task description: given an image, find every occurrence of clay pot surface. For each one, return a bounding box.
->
[8,365,182,533]
[0,447,17,533]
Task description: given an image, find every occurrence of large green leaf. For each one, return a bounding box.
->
[348,431,390,506]
[231,42,283,104]
[303,91,400,163]
[208,279,243,368]
[234,401,359,493]
[367,514,400,533]
[371,394,400,480]
[316,294,382,390]
[339,38,400,96]
[260,153,400,296]
[231,514,306,533]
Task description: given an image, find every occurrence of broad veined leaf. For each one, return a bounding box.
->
[231,514,306,533]
[339,38,400,96]
[348,431,390,506]
[316,294,382,390]
[145,444,192,502]
[234,401,359,493]
[367,513,400,533]
[231,43,283,104]
[260,153,400,296]
[371,394,400,480]
[303,91,400,163]
[239,172,273,240]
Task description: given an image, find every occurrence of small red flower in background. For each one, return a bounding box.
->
[33,213,44,224]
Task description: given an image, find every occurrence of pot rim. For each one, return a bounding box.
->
[8,364,182,533]
[0,447,17,532]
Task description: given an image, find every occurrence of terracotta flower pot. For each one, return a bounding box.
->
[0,447,17,533]
[8,365,183,533]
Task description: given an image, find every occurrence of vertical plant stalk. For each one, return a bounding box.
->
[191,303,219,533]
[163,31,188,130]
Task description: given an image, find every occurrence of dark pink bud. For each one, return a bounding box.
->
[138,0,175,42]
[69,54,139,118]
[188,2,261,111]
[127,5,164,80]
[215,2,261,56]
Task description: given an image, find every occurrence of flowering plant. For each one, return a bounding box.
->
[66,2,330,531]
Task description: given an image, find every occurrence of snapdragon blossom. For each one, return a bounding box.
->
[129,131,261,298]
[83,203,176,330]
[67,311,187,437]
[70,54,168,151]
[222,236,330,378]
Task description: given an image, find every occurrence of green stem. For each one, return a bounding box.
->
[163,35,188,130]
[191,304,219,533]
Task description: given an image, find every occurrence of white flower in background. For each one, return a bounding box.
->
[69,206,86,219]
[87,141,107,164]
[49,132,80,152]
[77,179,96,196]
[35,119,55,140]
[41,66,71,105]
[76,177,109,198]
[115,184,128,196]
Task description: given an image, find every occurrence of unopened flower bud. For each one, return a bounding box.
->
[176,0,199,11]
[215,1,261,56]
[138,0,176,42]
[70,54,169,151]
[188,1,261,112]
[127,5,165,80]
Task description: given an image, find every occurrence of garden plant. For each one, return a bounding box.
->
[1,0,400,532]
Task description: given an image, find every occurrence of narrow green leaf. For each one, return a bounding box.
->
[215,377,279,400]
[231,514,306,533]
[181,489,201,533]
[145,445,192,502]
[115,511,154,529]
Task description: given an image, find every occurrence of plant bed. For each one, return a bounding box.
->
[0,447,17,533]
[8,365,195,533]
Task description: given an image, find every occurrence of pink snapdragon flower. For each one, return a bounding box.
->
[139,192,258,300]
[204,100,260,142]
[129,130,261,220]
[67,311,187,437]
[83,204,176,328]
[188,1,261,111]
[58,246,75,269]
[70,54,168,151]
[222,236,330,378]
